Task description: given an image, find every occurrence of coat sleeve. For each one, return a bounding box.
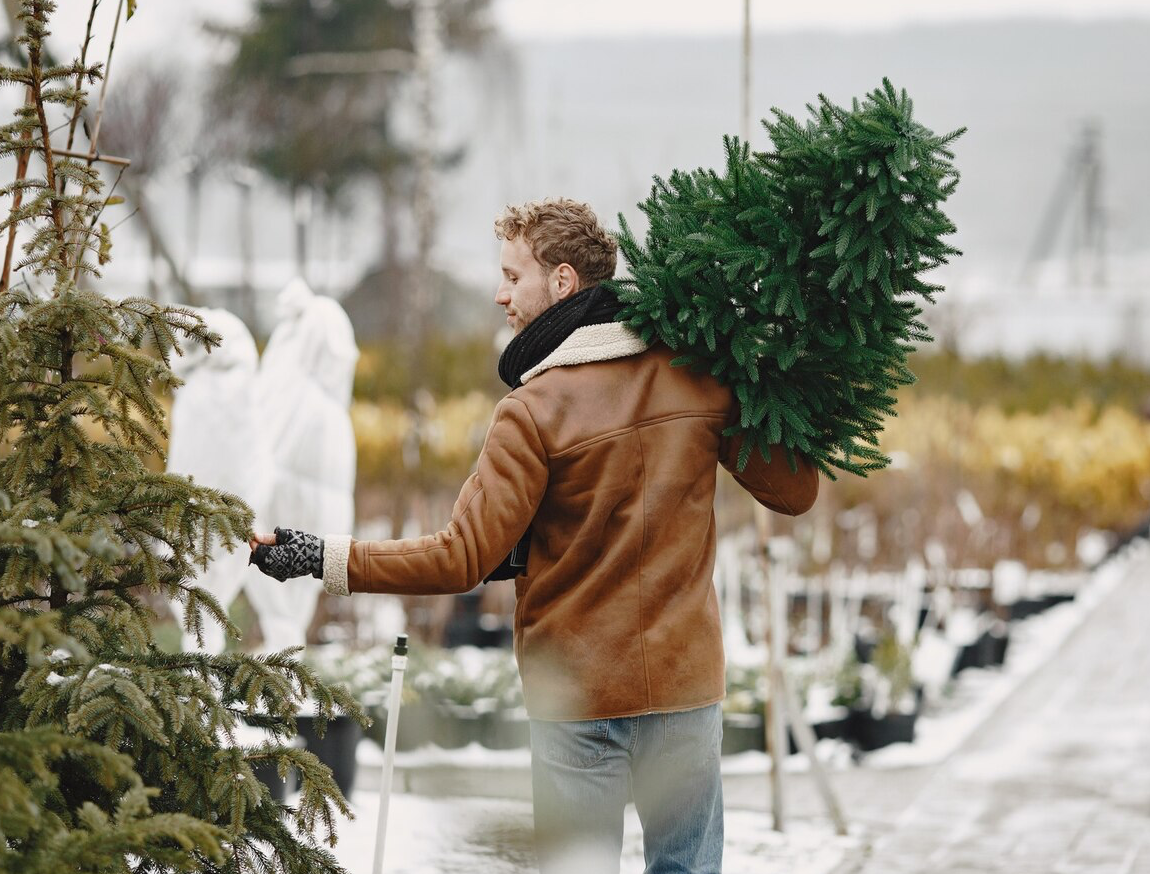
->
[321,396,549,596]
[718,434,819,516]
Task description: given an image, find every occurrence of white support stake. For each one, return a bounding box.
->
[768,538,789,832]
[755,503,787,831]
[780,670,849,836]
[372,634,409,874]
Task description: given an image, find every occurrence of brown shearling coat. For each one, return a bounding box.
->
[322,327,819,720]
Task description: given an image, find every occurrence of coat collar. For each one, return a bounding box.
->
[519,321,650,385]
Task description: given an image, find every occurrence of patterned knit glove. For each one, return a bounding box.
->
[249,527,324,582]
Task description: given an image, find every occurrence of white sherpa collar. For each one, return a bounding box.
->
[519,322,649,385]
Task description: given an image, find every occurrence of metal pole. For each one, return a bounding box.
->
[755,503,786,831]
[768,541,789,832]
[411,0,441,344]
[372,634,410,874]
[741,0,752,146]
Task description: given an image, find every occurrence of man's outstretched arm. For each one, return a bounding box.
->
[250,395,549,596]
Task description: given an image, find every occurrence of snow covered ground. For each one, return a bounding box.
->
[840,543,1150,874]
[312,791,860,874]
[865,554,1127,769]
[286,544,1144,873]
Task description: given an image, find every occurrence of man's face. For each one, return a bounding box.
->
[496,237,558,334]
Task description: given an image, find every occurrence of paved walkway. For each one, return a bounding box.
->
[834,550,1150,874]
[347,548,1150,873]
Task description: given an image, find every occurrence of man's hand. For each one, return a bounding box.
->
[249,527,324,582]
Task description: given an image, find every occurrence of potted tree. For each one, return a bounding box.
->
[309,642,433,753]
[409,646,524,750]
[837,631,919,751]
[721,663,802,756]
[721,663,769,755]
[0,4,362,870]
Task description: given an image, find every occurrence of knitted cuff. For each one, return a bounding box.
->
[322,534,352,596]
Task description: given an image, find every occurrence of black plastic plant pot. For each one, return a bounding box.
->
[366,701,433,752]
[952,640,983,675]
[431,704,488,749]
[721,713,797,756]
[721,713,765,755]
[916,606,931,632]
[848,710,916,751]
[395,701,434,751]
[974,630,997,667]
[812,715,850,741]
[296,714,362,798]
[239,714,297,800]
[1007,599,1032,621]
[251,759,295,802]
[983,629,1010,666]
[483,711,530,750]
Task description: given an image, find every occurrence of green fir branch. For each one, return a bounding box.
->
[611,78,963,478]
[0,3,361,871]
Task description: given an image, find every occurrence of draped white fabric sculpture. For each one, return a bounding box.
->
[247,279,359,651]
[167,307,270,654]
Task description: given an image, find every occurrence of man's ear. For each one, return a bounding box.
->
[552,263,580,300]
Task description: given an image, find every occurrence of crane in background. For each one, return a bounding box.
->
[1020,121,1107,289]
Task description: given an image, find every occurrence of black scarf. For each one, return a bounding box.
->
[497,285,624,389]
[485,285,624,584]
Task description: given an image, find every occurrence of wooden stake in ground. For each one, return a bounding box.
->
[755,502,848,836]
[757,504,787,831]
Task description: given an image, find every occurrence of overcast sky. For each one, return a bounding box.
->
[39,0,1150,65]
[493,0,1150,37]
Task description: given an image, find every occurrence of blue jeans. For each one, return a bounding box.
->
[529,703,724,874]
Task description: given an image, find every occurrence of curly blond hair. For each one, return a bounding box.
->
[494,198,617,288]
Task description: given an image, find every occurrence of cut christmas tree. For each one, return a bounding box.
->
[0,2,362,872]
[612,79,964,478]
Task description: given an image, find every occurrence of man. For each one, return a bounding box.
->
[250,198,819,874]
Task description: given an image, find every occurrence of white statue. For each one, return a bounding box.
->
[246,279,359,651]
[167,307,270,654]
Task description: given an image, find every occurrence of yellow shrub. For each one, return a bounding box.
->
[351,392,496,485]
[879,397,1150,537]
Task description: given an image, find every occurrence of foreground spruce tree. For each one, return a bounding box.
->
[0,3,360,872]
[612,80,964,478]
